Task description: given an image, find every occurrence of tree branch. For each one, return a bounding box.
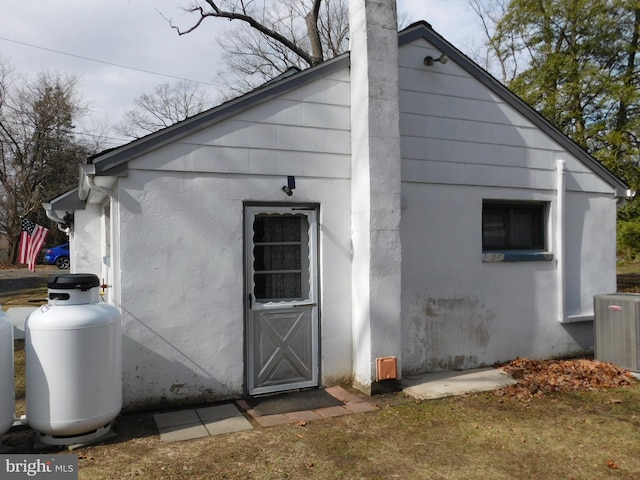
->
[169,1,317,66]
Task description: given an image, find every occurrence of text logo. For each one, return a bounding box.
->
[1,455,78,479]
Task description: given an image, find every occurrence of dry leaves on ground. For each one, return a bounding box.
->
[495,358,636,400]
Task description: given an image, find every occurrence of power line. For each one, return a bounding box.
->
[0,36,221,87]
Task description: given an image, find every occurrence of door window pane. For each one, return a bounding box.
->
[253,214,310,301]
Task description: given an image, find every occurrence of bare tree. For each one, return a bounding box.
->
[466,0,522,84]
[0,67,88,262]
[115,80,212,139]
[166,0,349,95]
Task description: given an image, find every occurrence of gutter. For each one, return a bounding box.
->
[81,164,116,200]
[43,203,70,233]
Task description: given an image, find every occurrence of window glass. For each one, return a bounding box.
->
[253,214,310,301]
[482,202,545,250]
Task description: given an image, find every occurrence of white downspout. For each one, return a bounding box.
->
[556,160,597,324]
[556,159,566,323]
[81,164,118,304]
[83,164,116,200]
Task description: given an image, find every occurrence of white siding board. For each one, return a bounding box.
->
[302,152,351,178]
[274,124,350,153]
[564,171,616,193]
[128,66,351,178]
[134,146,350,179]
[235,99,302,125]
[403,159,553,188]
[249,149,303,175]
[132,143,251,174]
[401,91,533,128]
[399,89,431,116]
[399,113,426,138]
[514,126,566,151]
[400,67,496,103]
[301,103,350,130]
[401,131,556,166]
[281,76,351,105]
[220,121,278,149]
[427,116,465,141]
[398,34,618,197]
[401,91,535,129]
[403,157,614,194]
[398,111,543,149]
[235,99,350,131]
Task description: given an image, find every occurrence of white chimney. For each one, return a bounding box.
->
[349,0,402,394]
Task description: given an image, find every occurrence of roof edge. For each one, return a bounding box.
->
[46,187,86,212]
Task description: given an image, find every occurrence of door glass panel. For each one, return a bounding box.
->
[253,214,310,302]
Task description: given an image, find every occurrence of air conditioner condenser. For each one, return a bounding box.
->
[594,293,640,372]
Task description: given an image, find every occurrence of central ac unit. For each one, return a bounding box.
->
[594,293,640,372]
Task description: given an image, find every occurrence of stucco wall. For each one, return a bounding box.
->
[116,171,352,408]
[70,203,103,276]
[115,67,354,409]
[398,37,618,372]
[400,183,616,372]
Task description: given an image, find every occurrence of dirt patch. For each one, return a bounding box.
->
[495,357,636,400]
[0,286,48,307]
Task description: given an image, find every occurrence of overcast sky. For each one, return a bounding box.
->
[0,0,482,147]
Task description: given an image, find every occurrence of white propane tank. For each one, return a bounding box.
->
[26,274,122,445]
[0,307,14,436]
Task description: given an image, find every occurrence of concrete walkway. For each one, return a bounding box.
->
[402,367,516,401]
[152,370,515,442]
[153,386,377,443]
[154,404,253,443]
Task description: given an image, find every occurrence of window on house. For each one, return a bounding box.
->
[482,201,546,251]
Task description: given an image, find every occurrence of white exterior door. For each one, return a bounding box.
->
[245,205,319,395]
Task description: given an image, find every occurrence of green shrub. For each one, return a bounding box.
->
[618,221,640,259]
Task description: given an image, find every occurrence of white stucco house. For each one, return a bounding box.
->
[45,1,628,410]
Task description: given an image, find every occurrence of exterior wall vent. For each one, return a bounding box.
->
[594,293,640,372]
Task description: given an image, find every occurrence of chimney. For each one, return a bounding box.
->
[349,0,402,394]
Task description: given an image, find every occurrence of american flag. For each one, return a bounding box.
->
[18,217,49,272]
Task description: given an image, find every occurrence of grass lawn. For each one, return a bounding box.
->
[617,260,640,275]
[62,385,640,479]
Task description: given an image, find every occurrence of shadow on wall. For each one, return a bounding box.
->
[119,307,242,412]
[559,322,594,355]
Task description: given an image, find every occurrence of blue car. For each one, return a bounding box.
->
[44,243,70,269]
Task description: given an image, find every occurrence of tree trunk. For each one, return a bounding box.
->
[305,7,324,65]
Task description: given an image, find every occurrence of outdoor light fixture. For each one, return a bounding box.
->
[423,54,448,66]
[282,176,296,196]
[62,212,73,229]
